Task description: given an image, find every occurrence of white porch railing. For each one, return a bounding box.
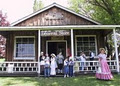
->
[0,62,38,73]
[0,60,117,74]
[74,60,117,72]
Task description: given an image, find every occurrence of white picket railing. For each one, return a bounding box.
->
[74,60,117,72]
[0,62,38,73]
[0,60,118,74]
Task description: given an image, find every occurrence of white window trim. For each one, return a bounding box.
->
[14,36,35,60]
[75,35,98,57]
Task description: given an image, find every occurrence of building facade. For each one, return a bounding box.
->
[0,3,119,75]
[7,3,112,61]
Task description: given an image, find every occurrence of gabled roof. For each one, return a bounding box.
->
[10,3,101,26]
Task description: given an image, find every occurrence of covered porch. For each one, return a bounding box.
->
[0,25,119,76]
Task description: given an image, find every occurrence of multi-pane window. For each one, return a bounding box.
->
[15,37,35,59]
[76,36,96,56]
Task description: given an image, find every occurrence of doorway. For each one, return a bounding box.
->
[46,40,67,57]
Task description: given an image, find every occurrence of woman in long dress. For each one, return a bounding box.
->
[50,54,57,76]
[80,52,86,71]
[96,48,113,80]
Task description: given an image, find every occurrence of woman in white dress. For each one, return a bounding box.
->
[50,54,57,76]
[80,52,86,71]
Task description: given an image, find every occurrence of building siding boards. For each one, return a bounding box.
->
[5,29,109,61]
[5,4,110,61]
[5,31,38,61]
[15,7,96,26]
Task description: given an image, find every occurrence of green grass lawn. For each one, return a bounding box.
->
[0,74,120,86]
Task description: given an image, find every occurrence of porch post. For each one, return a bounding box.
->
[71,29,74,59]
[38,30,41,75]
[113,28,119,73]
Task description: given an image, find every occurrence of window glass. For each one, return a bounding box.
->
[15,37,35,59]
[76,36,96,56]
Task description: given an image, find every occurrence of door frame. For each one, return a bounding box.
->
[46,40,67,57]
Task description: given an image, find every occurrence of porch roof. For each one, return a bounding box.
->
[0,25,118,31]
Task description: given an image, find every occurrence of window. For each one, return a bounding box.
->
[76,36,97,56]
[14,37,35,59]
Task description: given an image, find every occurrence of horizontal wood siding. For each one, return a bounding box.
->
[5,31,38,61]
[15,7,96,26]
[4,29,111,61]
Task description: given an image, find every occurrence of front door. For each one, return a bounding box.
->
[47,41,66,57]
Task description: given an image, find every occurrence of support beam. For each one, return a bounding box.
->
[113,28,119,73]
[71,29,74,59]
[38,30,41,75]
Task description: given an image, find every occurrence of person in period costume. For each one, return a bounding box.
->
[80,52,86,71]
[44,59,50,78]
[64,58,69,78]
[89,50,95,66]
[50,54,57,76]
[96,48,113,80]
[89,49,95,61]
[39,52,45,75]
[45,53,50,62]
[56,52,64,73]
[69,59,74,77]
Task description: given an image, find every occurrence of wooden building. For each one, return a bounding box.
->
[0,3,119,75]
[9,3,111,61]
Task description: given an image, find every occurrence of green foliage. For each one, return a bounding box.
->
[0,58,5,62]
[69,0,92,18]
[69,0,120,24]
[69,0,81,13]
[33,0,44,12]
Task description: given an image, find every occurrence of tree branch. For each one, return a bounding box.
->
[102,0,113,15]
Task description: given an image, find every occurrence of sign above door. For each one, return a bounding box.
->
[41,30,70,36]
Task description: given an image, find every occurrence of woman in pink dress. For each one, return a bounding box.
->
[96,48,113,80]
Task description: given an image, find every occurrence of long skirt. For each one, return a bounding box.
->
[50,61,57,75]
[96,59,113,80]
[64,66,69,75]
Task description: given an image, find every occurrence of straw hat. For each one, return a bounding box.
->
[99,48,105,53]
[52,54,56,57]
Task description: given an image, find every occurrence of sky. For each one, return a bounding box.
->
[0,0,68,24]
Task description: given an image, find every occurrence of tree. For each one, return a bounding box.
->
[0,11,9,26]
[33,0,44,12]
[69,0,93,18]
[0,10,9,58]
[0,35,6,58]
[69,0,120,58]
[69,0,120,24]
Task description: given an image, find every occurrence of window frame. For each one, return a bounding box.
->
[75,35,98,56]
[14,36,35,60]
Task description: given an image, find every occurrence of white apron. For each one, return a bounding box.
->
[50,58,57,75]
